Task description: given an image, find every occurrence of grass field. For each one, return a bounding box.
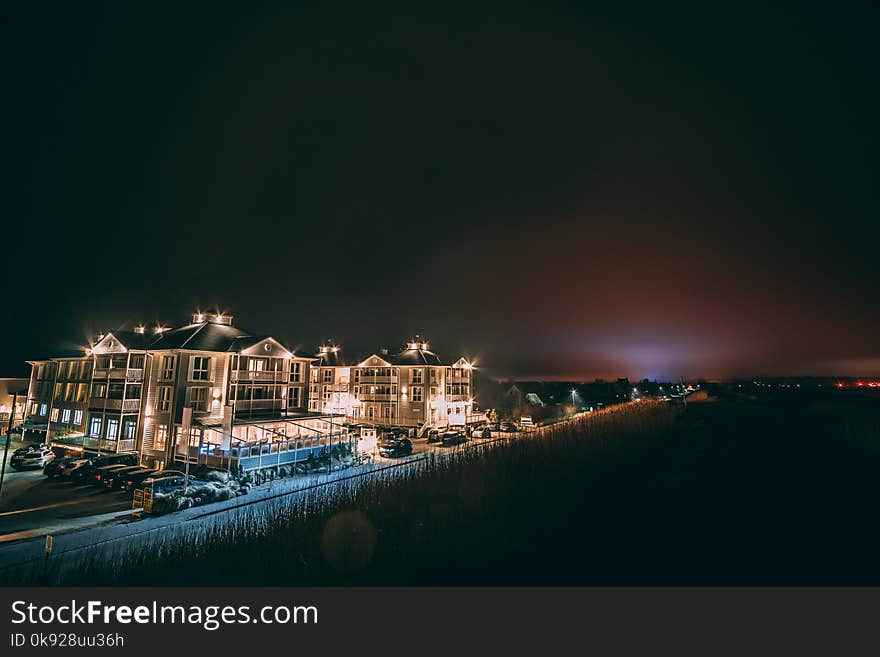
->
[8,388,880,585]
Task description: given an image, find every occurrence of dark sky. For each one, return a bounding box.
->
[4,3,878,380]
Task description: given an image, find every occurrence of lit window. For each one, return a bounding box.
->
[154,424,168,451]
[73,410,83,426]
[191,356,211,381]
[412,369,423,384]
[157,387,172,412]
[161,355,175,380]
[88,416,102,438]
[411,386,423,402]
[189,387,209,411]
[61,408,71,424]
[50,408,59,422]
[106,418,119,440]
[39,403,47,416]
[123,420,137,439]
[291,362,302,382]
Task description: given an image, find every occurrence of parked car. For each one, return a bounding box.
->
[87,463,137,486]
[119,468,162,492]
[60,458,90,478]
[12,443,47,457]
[499,421,518,433]
[11,448,56,470]
[426,429,442,443]
[440,431,467,447]
[44,456,82,478]
[102,465,146,489]
[472,426,492,439]
[378,437,413,458]
[70,452,139,483]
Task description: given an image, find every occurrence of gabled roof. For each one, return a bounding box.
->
[91,330,157,354]
[230,336,292,359]
[357,353,393,368]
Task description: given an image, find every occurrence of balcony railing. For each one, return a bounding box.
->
[83,437,135,453]
[231,370,286,382]
[93,368,143,381]
[178,431,354,472]
[353,375,397,383]
[357,393,396,402]
[88,398,142,412]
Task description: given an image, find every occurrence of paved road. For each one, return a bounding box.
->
[0,470,133,542]
[1,439,134,542]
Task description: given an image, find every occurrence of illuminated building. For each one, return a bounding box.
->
[349,339,476,433]
[0,378,28,433]
[23,313,344,470]
[308,343,354,417]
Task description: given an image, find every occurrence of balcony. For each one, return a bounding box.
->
[354,374,397,383]
[357,393,396,402]
[89,398,142,412]
[231,370,286,382]
[93,368,143,381]
[83,437,136,453]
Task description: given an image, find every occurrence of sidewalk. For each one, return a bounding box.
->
[0,507,139,544]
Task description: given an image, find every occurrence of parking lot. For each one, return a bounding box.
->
[0,456,133,543]
[370,426,515,462]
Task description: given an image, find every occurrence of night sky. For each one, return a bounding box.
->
[5,3,878,380]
